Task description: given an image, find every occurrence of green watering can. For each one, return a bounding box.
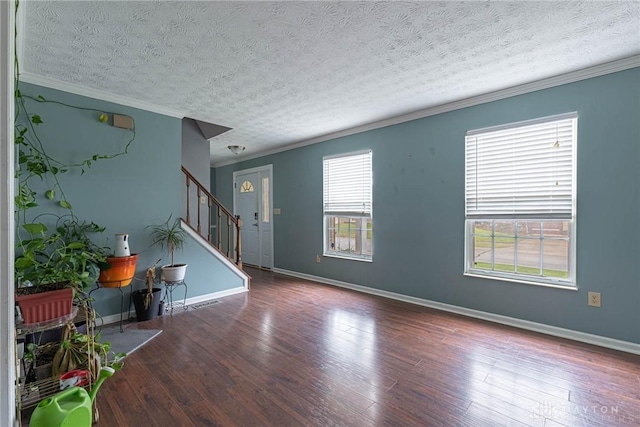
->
[29,367,115,427]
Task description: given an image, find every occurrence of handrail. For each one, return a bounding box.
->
[181,166,242,268]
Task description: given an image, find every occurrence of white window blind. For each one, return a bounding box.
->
[323,151,372,216]
[465,113,577,219]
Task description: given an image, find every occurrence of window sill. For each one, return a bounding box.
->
[464,271,577,291]
[323,253,372,263]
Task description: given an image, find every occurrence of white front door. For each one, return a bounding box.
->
[234,166,273,269]
[236,172,260,266]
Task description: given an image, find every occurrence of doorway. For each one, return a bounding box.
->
[233,165,273,269]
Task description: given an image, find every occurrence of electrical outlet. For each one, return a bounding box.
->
[588,291,601,307]
[199,196,207,204]
[316,255,321,263]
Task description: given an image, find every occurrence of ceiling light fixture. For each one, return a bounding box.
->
[228,145,245,155]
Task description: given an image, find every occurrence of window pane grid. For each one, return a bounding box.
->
[325,216,372,259]
[470,219,571,280]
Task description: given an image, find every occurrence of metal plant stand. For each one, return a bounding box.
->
[162,280,188,315]
[88,281,131,332]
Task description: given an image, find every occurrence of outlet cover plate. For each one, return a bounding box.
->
[588,291,601,307]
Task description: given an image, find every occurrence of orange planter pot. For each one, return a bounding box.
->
[98,254,139,288]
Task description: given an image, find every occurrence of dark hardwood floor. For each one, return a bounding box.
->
[96,268,640,426]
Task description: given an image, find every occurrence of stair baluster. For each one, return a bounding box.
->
[181,166,243,267]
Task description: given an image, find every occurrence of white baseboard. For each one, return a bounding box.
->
[273,268,640,355]
[183,286,248,306]
[98,286,248,327]
[97,311,130,328]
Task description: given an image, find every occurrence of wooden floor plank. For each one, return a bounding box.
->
[86,268,640,426]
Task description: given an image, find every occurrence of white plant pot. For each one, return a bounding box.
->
[161,263,188,283]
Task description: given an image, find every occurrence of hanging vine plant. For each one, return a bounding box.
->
[14,90,137,216]
[13,0,137,296]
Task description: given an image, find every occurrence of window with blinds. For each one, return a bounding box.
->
[323,150,373,261]
[464,113,577,286]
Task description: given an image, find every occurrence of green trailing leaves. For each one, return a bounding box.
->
[15,216,110,288]
[45,189,55,200]
[14,257,33,270]
[59,200,72,209]
[22,222,47,235]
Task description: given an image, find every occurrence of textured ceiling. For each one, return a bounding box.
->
[21,1,640,165]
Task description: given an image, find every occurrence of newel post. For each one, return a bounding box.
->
[185,175,191,225]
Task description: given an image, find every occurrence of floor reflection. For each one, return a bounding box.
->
[324,308,381,407]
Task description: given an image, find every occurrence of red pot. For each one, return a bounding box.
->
[15,287,74,325]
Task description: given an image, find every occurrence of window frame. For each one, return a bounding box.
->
[323,150,373,262]
[464,113,577,288]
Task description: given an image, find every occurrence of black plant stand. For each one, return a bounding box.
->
[88,281,131,332]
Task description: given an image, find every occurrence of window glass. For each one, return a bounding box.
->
[240,180,254,193]
[262,177,269,223]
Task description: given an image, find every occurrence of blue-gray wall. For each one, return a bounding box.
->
[20,83,243,317]
[215,68,640,344]
[210,168,216,195]
[182,118,210,188]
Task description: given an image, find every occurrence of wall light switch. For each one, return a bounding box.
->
[273,208,281,215]
[199,196,207,204]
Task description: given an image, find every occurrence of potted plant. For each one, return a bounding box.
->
[97,232,140,288]
[15,216,109,324]
[51,323,125,381]
[148,215,188,283]
[97,253,139,288]
[23,341,60,383]
[131,259,163,321]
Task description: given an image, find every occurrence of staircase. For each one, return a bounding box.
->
[181,166,250,286]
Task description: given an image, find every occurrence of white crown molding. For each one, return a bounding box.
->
[273,268,640,356]
[213,55,640,168]
[18,71,185,118]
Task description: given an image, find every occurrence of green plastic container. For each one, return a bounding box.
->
[30,366,115,427]
[29,387,92,427]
